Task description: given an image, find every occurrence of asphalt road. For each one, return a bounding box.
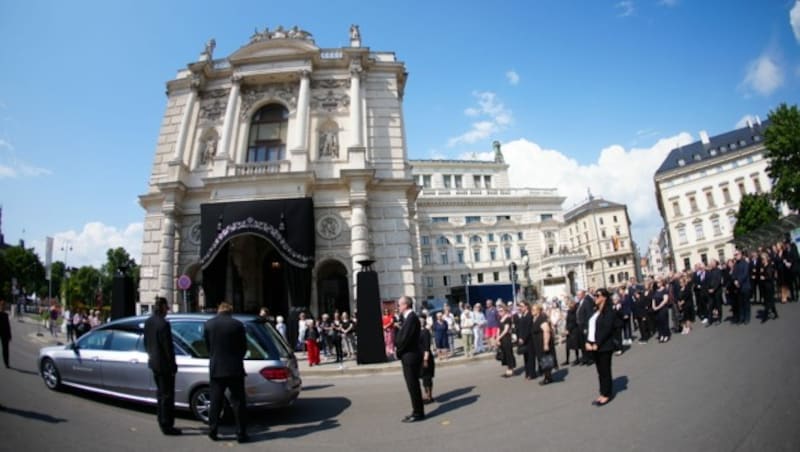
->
[1,305,799,452]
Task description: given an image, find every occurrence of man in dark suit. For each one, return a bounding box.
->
[515,301,536,379]
[394,295,424,422]
[732,250,752,324]
[575,290,595,365]
[692,263,708,323]
[143,297,180,435]
[705,260,722,325]
[204,302,249,442]
[0,299,11,369]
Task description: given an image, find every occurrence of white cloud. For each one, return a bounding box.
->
[791,1,800,43]
[740,52,784,96]
[506,70,520,86]
[735,114,757,129]
[31,222,144,268]
[448,91,513,146]
[616,0,635,17]
[0,137,52,178]
[460,132,694,248]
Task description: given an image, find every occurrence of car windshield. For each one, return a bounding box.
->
[169,319,290,361]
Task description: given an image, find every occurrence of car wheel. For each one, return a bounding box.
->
[41,358,61,390]
[190,386,215,424]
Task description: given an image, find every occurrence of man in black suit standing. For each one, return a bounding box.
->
[204,302,249,442]
[732,250,752,325]
[575,290,595,365]
[0,299,11,369]
[705,260,722,325]
[143,297,181,436]
[395,295,424,422]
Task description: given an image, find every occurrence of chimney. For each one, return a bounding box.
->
[699,130,710,148]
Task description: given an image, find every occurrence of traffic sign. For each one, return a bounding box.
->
[177,274,192,290]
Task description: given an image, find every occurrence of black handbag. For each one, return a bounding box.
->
[495,348,504,361]
[539,354,555,372]
[516,344,527,356]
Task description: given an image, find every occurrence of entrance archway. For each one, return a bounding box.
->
[316,260,349,316]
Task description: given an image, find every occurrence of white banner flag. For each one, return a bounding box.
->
[45,236,54,280]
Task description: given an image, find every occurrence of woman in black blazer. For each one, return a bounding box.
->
[586,288,617,406]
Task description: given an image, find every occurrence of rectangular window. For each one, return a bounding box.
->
[613,215,618,223]
[477,273,484,283]
[737,182,746,196]
[455,234,463,244]
[456,250,464,263]
[705,191,715,208]
[432,217,449,223]
[465,216,481,224]
[517,232,524,240]
[422,175,431,188]
[473,250,481,262]
[421,236,430,246]
[599,217,604,225]
[489,248,497,261]
[440,252,449,265]
[672,201,681,217]
[683,257,691,271]
[461,274,468,284]
[454,175,462,188]
[717,248,726,262]
[541,214,553,221]
[443,174,452,188]
[443,275,450,286]
[752,176,762,193]
[423,253,431,265]
[497,215,511,221]
[601,229,607,238]
[493,272,499,282]
[694,222,705,241]
[473,175,482,188]
[712,217,722,236]
[677,227,688,245]
[484,175,492,188]
[722,186,732,203]
[689,195,698,213]
[700,253,708,265]
[488,233,495,242]
[425,276,433,288]
[504,247,511,259]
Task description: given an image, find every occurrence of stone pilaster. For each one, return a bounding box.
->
[218,75,242,160]
[349,64,363,148]
[172,83,199,163]
[350,199,369,269]
[294,70,310,151]
[158,213,177,304]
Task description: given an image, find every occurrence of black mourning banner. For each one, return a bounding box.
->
[199,198,315,346]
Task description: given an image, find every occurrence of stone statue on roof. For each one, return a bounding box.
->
[199,38,216,61]
[350,24,361,47]
[493,140,504,164]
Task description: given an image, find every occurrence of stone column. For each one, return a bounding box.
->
[172,82,199,163]
[349,65,363,147]
[158,214,177,304]
[350,199,369,267]
[218,75,242,159]
[294,70,310,150]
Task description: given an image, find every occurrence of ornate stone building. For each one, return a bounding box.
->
[139,26,418,325]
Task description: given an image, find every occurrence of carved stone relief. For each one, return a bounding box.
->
[240,84,298,119]
[198,89,228,121]
[310,79,350,113]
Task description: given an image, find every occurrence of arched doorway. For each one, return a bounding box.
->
[316,260,349,316]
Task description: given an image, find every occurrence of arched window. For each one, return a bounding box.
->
[247,104,288,162]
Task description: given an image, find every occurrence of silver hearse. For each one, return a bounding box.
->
[39,313,301,422]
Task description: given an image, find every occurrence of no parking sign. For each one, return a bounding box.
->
[177,274,192,291]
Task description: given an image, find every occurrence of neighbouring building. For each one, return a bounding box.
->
[654,118,774,270]
[411,142,587,303]
[645,229,670,277]
[563,195,636,288]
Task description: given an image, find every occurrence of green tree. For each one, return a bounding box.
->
[0,245,46,300]
[765,103,800,210]
[734,193,780,238]
[64,265,103,310]
[101,247,140,305]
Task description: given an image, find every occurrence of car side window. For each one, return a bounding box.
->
[170,321,208,358]
[108,331,142,352]
[77,330,113,350]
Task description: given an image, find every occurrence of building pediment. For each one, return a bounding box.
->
[229,30,319,65]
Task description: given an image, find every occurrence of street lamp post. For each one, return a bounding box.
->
[61,240,72,308]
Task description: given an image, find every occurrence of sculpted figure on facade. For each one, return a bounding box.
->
[200,131,219,165]
[318,122,339,158]
[200,38,216,60]
[349,25,361,47]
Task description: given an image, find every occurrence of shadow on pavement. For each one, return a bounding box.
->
[425,394,479,418]
[10,366,40,377]
[301,384,334,391]
[0,404,67,423]
[613,376,629,395]
[434,386,475,403]
[264,396,351,426]
[551,368,569,382]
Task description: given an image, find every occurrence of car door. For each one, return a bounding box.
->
[63,329,112,388]
[100,329,153,399]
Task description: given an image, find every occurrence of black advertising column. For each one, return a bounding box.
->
[355,260,386,364]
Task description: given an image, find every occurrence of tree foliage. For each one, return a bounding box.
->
[0,245,46,300]
[734,193,780,238]
[764,103,800,211]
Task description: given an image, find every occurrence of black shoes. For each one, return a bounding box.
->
[237,433,250,443]
[162,427,182,436]
[592,398,611,407]
[208,430,218,441]
[402,414,425,423]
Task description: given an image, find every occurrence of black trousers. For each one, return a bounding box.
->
[209,376,247,436]
[522,344,537,378]
[593,350,614,398]
[738,288,752,323]
[695,292,708,320]
[636,316,651,341]
[708,291,722,321]
[763,282,777,318]
[656,308,671,338]
[401,352,424,416]
[1,337,9,368]
[152,372,176,431]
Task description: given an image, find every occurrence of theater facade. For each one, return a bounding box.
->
[139,26,584,327]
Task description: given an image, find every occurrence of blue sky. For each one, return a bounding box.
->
[1,0,798,267]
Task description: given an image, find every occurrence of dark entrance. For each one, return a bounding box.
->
[316,260,349,315]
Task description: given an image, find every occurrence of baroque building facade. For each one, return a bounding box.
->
[563,196,637,288]
[654,119,773,270]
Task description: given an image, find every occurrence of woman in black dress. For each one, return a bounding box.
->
[759,252,778,321]
[531,304,555,385]
[496,304,516,377]
[651,278,671,343]
[677,275,694,334]
[636,282,653,344]
[418,314,436,403]
[563,300,581,366]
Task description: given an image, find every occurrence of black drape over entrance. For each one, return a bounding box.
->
[200,198,315,347]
